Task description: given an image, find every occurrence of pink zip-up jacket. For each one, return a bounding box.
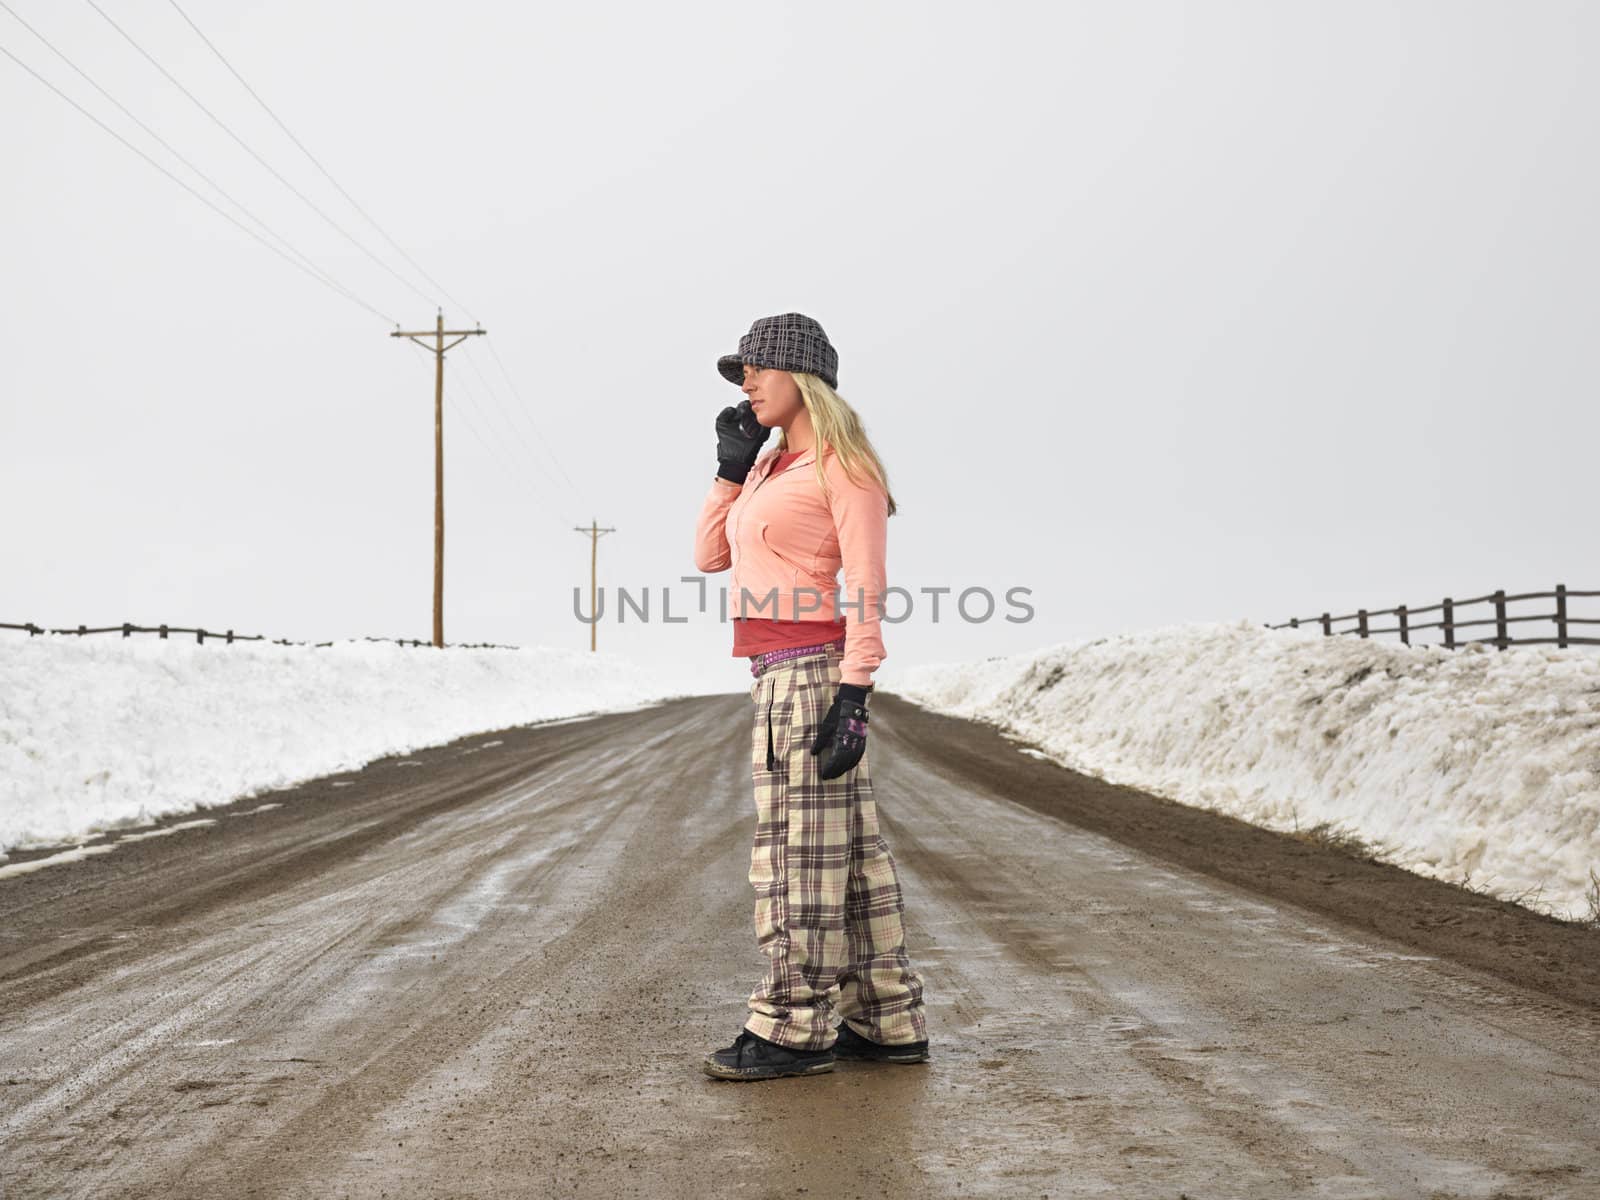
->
[693,442,889,687]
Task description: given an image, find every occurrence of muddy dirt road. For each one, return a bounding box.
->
[2,692,1597,1199]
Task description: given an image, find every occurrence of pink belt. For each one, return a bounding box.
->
[749,635,847,678]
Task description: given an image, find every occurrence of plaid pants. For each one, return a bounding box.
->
[744,642,927,1050]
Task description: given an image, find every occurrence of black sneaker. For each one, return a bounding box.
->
[702,1029,836,1081]
[833,1022,930,1063]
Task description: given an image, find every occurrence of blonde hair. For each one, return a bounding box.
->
[777,371,899,517]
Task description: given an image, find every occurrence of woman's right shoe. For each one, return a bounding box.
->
[833,1022,930,1063]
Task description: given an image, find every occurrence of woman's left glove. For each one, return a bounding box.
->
[810,683,871,780]
[714,398,770,484]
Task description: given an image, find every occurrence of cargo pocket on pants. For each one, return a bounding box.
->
[754,672,792,779]
[750,676,793,974]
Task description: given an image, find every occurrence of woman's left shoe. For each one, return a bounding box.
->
[703,1029,835,1081]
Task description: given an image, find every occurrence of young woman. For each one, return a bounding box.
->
[692,312,928,1082]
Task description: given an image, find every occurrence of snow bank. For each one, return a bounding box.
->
[0,636,692,857]
[895,620,1600,922]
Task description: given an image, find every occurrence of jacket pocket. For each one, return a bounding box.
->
[758,520,810,578]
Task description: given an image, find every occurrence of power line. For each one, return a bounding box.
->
[8,9,567,516]
[402,341,571,527]
[448,356,578,527]
[480,339,603,533]
[7,7,564,512]
[85,0,439,313]
[458,344,590,517]
[0,0,381,320]
[157,1,582,524]
[458,346,553,483]
[164,0,478,325]
[484,341,587,503]
[0,37,398,325]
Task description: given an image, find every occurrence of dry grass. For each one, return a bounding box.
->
[1285,815,1391,863]
[1577,867,1600,930]
[1285,807,1598,930]
[1452,866,1600,930]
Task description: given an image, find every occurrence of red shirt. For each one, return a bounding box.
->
[731,449,847,658]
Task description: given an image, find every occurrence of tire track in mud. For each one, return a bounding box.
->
[873,743,1587,1196]
[0,702,704,1195]
[0,717,628,1008]
[1,692,1597,1199]
[179,723,746,1194]
[876,692,1600,1014]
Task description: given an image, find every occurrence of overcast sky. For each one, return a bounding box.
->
[2,1,1595,694]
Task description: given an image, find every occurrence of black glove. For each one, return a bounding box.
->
[810,682,872,780]
[715,398,770,485]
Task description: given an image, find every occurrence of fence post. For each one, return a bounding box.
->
[1357,609,1369,638]
[1493,589,1508,650]
[122,623,131,638]
[197,629,205,644]
[1397,604,1409,646]
[226,629,235,644]
[1320,612,1332,636]
[159,624,168,640]
[1555,584,1568,649]
[1443,598,1455,649]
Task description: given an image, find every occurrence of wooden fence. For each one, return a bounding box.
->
[0,621,517,651]
[1267,584,1600,649]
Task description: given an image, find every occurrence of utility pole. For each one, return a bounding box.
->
[391,312,486,647]
[573,520,617,651]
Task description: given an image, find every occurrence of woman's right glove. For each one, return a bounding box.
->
[715,398,770,484]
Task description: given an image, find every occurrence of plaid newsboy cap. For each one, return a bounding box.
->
[717,312,839,390]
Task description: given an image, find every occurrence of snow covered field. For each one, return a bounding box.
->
[7,623,1597,923]
[0,635,691,868]
[896,621,1600,923]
